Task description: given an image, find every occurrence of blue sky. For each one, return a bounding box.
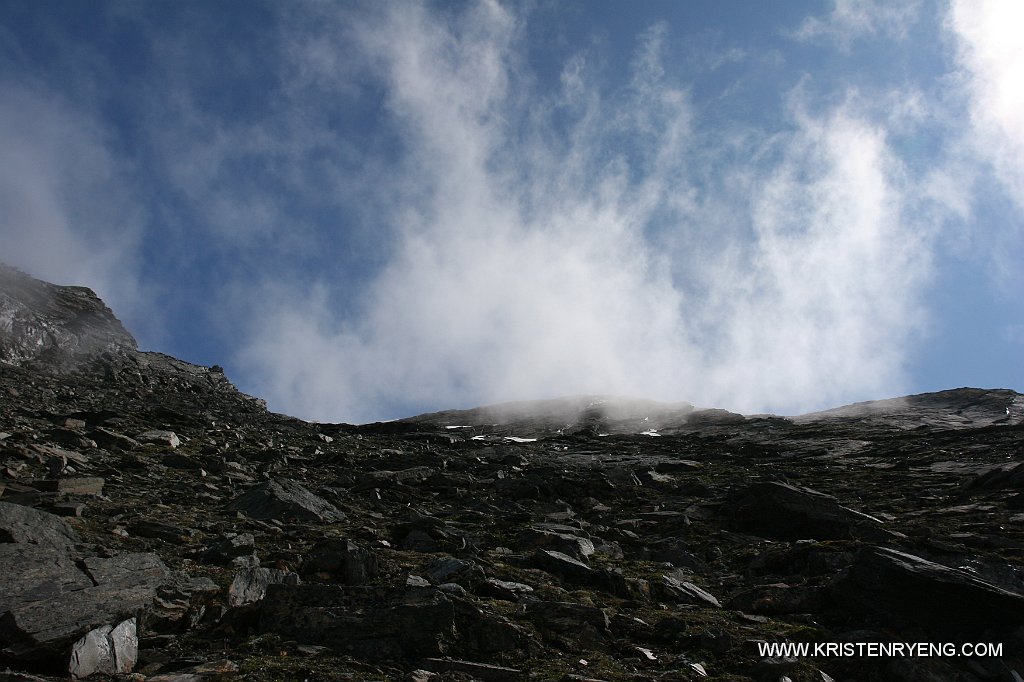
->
[2,0,1021,422]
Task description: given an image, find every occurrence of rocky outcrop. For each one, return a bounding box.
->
[0,264,136,371]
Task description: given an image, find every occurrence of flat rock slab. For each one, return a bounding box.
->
[226,478,346,523]
[137,430,180,448]
[80,553,169,590]
[0,544,93,613]
[0,501,81,548]
[300,539,378,584]
[660,574,721,607]
[517,601,611,631]
[0,584,156,660]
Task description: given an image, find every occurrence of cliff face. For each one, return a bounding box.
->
[0,265,1023,682]
[0,264,137,371]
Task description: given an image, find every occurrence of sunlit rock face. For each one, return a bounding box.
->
[0,266,1022,681]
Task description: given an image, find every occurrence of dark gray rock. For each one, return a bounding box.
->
[0,544,93,614]
[228,567,300,606]
[300,539,378,584]
[31,477,104,496]
[80,553,169,590]
[258,583,457,659]
[0,583,157,661]
[127,520,196,544]
[88,427,139,451]
[963,461,1024,491]
[728,582,823,615]
[477,578,535,601]
[0,264,137,371]
[201,533,256,565]
[419,658,523,681]
[0,501,81,549]
[425,557,484,588]
[728,481,896,541]
[829,546,1024,637]
[531,549,593,581]
[519,527,594,561]
[518,600,611,638]
[226,478,346,523]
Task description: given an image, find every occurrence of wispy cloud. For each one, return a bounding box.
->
[0,77,148,327]
[945,0,1024,294]
[949,0,1024,207]
[235,2,941,421]
[2,1,1013,421]
[790,0,922,50]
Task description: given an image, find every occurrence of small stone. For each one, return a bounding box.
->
[406,574,431,588]
[52,502,86,517]
[137,430,181,449]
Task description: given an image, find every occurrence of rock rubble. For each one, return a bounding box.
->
[1,264,1023,681]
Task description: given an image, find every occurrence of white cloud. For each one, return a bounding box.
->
[949,0,1024,208]
[236,3,937,422]
[0,1,971,421]
[0,79,149,331]
[791,0,922,50]
[707,107,932,412]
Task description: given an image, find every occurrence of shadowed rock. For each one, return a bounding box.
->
[728,481,896,542]
[829,546,1024,637]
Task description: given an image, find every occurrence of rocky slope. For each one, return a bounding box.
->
[1,264,1022,682]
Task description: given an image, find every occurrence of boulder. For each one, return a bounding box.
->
[300,539,378,584]
[226,478,346,523]
[67,618,137,678]
[828,546,1024,637]
[137,430,181,449]
[519,527,595,561]
[0,551,168,661]
[727,482,895,541]
[477,578,535,601]
[228,567,300,606]
[0,544,93,614]
[201,533,256,565]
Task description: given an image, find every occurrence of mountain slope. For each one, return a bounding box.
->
[1,264,1022,682]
